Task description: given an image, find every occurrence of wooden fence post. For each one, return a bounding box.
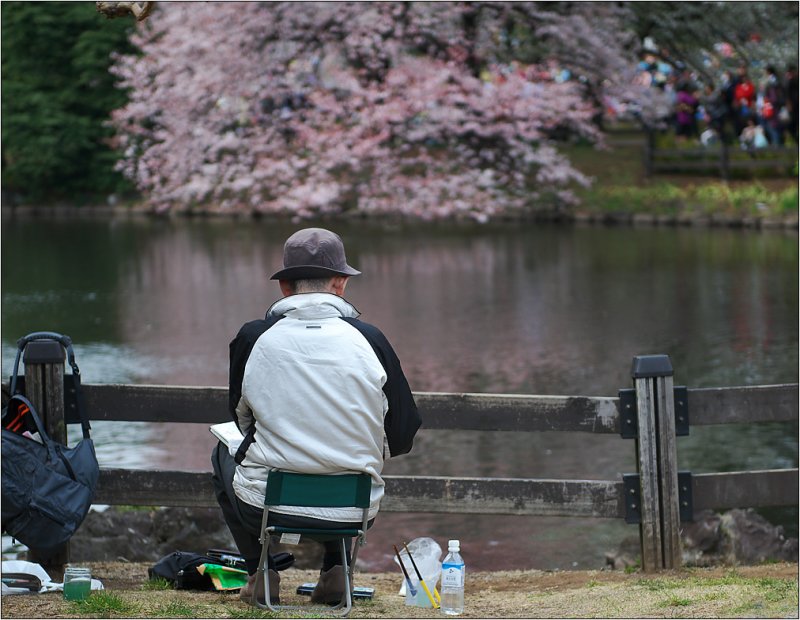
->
[720,140,730,181]
[23,340,69,579]
[644,128,655,177]
[632,354,682,572]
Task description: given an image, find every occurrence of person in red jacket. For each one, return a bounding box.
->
[733,66,756,134]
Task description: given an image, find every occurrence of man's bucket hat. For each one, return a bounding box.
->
[270,228,361,280]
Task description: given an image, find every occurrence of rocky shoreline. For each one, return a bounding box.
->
[9,506,794,573]
[606,508,798,570]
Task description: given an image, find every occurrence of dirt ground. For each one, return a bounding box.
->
[1,561,797,618]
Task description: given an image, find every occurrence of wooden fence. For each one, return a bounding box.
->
[644,130,797,180]
[13,349,799,573]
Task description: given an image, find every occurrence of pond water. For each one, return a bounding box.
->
[2,215,797,571]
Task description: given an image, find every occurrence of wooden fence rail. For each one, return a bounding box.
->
[644,129,797,179]
[9,351,799,574]
[93,469,798,517]
[78,382,798,428]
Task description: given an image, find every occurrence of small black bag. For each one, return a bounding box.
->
[149,551,218,590]
[1,332,99,551]
[149,549,296,590]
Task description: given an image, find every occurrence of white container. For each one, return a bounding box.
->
[404,576,434,608]
[63,566,92,601]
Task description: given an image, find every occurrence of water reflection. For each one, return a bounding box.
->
[1,216,797,569]
[3,218,796,393]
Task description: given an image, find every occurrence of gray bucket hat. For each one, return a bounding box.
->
[270,228,361,280]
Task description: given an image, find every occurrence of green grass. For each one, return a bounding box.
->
[70,591,136,615]
[562,129,798,219]
[754,576,797,602]
[731,600,768,615]
[141,577,173,591]
[579,179,797,218]
[661,595,693,607]
[154,600,198,617]
[622,571,798,616]
[635,572,797,600]
[635,578,680,592]
[699,569,752,587]
[224,606,279,618]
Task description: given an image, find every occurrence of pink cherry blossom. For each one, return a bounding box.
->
[110,2,657,220]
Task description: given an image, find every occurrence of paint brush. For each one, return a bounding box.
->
[403,541,440,608]
[393,544,417,597]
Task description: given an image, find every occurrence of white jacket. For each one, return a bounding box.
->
[229,293,420,522]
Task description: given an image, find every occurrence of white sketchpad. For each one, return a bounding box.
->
[1,560,104,595]
[210,420,244,455]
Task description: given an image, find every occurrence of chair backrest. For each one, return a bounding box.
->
[265,470,372,509]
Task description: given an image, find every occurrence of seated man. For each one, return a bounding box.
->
[212,227,421,605]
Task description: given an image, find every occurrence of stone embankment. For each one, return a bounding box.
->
[574,210,799,230]
[3,203,798,230]
[43,505,800,571]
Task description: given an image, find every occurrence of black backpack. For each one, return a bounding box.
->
[1,333,99,551]
[149,549,295,590]
[148,551,218,590]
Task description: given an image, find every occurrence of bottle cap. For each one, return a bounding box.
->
[448,539,460,550]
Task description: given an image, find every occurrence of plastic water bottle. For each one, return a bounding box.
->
[440,539,465,615]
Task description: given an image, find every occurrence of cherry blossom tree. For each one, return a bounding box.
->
[628,2,799,84]
[110,2,652,220]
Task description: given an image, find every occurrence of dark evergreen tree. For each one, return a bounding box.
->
[2,1,135,203]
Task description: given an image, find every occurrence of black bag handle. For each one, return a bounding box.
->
[5,394,60,461]
[8,332,90,439]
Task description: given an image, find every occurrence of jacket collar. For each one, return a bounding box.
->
[266,292,361,320]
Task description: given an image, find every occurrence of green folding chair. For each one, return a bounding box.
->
[253,469,372,616]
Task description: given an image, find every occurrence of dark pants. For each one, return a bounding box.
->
[211,441,371,575]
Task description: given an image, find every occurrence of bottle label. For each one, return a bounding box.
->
[441,563,464,587]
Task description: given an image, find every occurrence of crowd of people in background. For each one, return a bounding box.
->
[637,53,799,151]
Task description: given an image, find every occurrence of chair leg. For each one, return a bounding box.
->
[317,537,354,616]
[251,528,364,616]
[253,523,274,610]
[349,532,364,580]
[338,537,353,616]
[339,532,367,616]
[263,567,280,613]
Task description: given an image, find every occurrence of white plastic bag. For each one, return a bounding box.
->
[1,560,104,595]
[393,537,442,597]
